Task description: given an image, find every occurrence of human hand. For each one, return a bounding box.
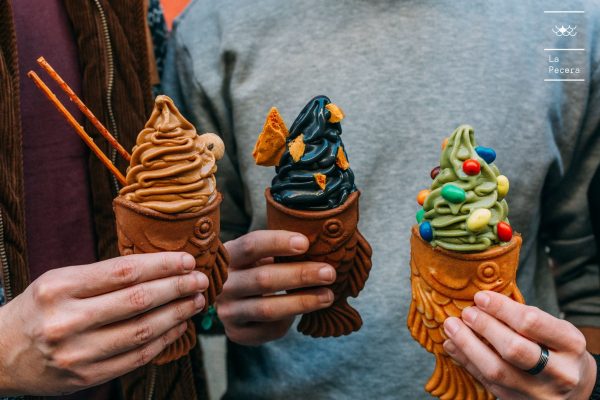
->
[0,252,208,396]
[218,230,336,346]
[443,291,597,400]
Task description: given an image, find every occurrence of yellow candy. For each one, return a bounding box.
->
[497,175,509,198]
[467,209,491,232]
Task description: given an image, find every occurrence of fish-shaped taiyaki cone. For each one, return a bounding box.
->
[408,225,524,400]
[113,193,229,365]
[114,95,229,365]
[266,189,372,337]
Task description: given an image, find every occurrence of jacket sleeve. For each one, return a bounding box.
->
[542,63,600,328]
[161,9,250,242]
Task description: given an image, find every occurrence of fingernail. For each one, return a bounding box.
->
[290,235,308,252]
[444,318,460,337]
[194,292,205,309]
[182,254,196,271]
[444,340,457,355]
[194,271,208,288]
[178,322,188,333]
[462,307,478,325]
[318,289,333,303]
[318,266,335,282]
[475,292,490,308]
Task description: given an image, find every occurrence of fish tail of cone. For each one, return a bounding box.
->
[202,241,230,306]
[425,354,494,400]
[152,320,197,366]
[297,298,362,338]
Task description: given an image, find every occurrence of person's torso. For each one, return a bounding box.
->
[176,0,599,398]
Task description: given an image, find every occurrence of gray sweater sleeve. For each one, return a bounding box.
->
[542,63,600,327]
[162,10,250,242]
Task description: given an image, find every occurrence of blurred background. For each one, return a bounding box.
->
[161,0,190,28]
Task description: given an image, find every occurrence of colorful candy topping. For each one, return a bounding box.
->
[467,208,492,232]
[497,175,509,199]
[416,209,425,223]
[462,159,481,176]
[475,146,496,164]
[496,221,513,242]
[419,125,511,252]
[441,137,449,150]
[441,184,466,204]
[419,221,433,242]
[417,189,431,205]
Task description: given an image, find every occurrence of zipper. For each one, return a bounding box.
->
[92,0,121,195]
[0,209,12,304]
[90,3,154,398]
[147,365,157,400]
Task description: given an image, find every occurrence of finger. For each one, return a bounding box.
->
[225,319,293,346]
[256,257,274,267]
[218,288,333,324]
[63,252,197,298]
[222,262,335,298]
[461,306,541,370]
[77,270,208,329]
[444,340,527,400]
[443,317,529,393]
[90,321,188,383]
[474,291,580,351]
[74,294,205,361]
[225,230,309,269]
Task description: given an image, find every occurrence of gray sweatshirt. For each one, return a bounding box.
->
[162,0,600,398]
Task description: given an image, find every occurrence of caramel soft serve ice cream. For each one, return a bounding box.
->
[113,95,229,365]
[120,95,224,213]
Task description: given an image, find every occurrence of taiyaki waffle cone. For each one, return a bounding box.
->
[113,193,229,365]
[266,189,372,338]
[408,225,524,400]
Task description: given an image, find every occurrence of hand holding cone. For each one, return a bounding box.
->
[408,125,524,399]
[255,96,373,337]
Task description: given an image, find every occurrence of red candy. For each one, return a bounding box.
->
[430,166,441,179]
[497,222,513,242]
[462,159,481,176]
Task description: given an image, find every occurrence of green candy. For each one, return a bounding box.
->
[441,184,466,204]
[416,209,425,223]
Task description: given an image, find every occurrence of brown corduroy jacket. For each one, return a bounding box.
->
[0,1,208,399]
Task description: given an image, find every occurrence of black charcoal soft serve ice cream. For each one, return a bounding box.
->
[269,95,357,211]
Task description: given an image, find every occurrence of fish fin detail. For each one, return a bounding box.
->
[347,229,373,298]
[205,241,230,306]
[426,354,494,400]
[297,298,362,337]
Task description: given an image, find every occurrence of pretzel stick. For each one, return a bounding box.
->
[28,71,127,186]
[36,56,131,162]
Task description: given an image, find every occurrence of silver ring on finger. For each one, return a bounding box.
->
[525,344,549,375]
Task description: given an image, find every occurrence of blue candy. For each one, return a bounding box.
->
[475,146,496,164]
[419,221,434,242]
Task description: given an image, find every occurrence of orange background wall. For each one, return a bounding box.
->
[161,0,191,28]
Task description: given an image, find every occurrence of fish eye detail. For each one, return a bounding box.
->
[477,261,500,283]
[194,217,213,239]
[323,218,344,238]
